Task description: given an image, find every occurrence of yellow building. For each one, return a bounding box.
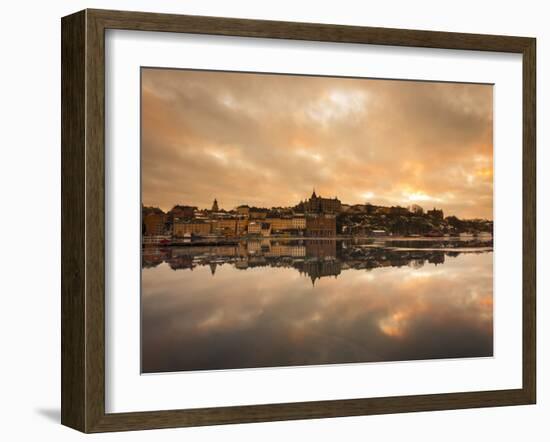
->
[292,216,306,230]
[212,219,237,236]
[212,218,248,236]
[266,217,293,232]
[173,221,211,237]
[247,221,262,235]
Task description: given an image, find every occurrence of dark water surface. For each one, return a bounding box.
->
[142,238,493,373]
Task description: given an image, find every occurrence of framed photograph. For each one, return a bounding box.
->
[61,9,536,433]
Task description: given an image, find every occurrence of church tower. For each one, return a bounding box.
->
[212,198,219,212]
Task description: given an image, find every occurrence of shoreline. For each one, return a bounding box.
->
[143,234,493,248]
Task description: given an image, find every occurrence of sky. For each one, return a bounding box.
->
[141,68,493,219]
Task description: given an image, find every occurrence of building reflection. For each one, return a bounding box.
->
[140,239,466,284]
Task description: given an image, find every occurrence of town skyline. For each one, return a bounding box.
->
[144,185,494,221]
[143,188,493,244]
[143,190,491,221]
[142,68,493,219]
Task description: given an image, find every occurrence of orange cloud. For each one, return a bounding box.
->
[141,68,493,219]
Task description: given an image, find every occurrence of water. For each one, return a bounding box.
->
[142,238,493,373]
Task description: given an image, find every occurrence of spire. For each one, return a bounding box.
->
[209,262,217,275]
[212,198,219,212]
[312,188,317,199]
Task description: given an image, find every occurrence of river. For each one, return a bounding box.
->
[141,238,493,373]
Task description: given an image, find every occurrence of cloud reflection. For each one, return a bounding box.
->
[142,252,493,373]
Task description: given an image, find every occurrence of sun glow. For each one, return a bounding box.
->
[295,148,323,162]
[405,191,442,203]
[361,191,375,200]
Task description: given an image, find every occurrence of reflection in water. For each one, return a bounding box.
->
[142,239,493,373]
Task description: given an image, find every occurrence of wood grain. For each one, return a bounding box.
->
[61,10,86,432]
[522,38,536,404]
[61,8,537,433]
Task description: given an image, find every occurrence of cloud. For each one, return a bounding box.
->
[141,68,493,219]
[142,252,493,372]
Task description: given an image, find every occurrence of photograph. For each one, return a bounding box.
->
[140,68,494,374]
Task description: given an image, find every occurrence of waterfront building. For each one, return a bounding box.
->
[265,217,293,233]
[168,205,197,221]
[303,190,341,214]
[212,219,237,236]
[291,215,306,230]
[143,212,166,236]
[247,221,262,235]
[173,221,212,237]
[305,214,337,237]
[209,218,248,236]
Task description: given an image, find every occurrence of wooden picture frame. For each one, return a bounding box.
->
[61,8,536,433]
